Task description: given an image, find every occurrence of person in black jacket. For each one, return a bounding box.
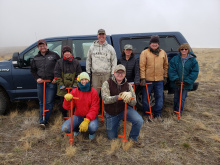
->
[118,44,140,85]
[54,46,82,119]
[31,40,60,129]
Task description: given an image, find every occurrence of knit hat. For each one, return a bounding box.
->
[77,72,90,82]
[149,35,160,44]
[62,46,72,54]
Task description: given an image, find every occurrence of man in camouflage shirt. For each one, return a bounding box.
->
[101,64,144,147]
[86,29,117,95]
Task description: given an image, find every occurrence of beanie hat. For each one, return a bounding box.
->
[62,46,72,54]
[149,35,160,45]
[77,72,90,82]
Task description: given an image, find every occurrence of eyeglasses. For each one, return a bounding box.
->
[181,49,188,51]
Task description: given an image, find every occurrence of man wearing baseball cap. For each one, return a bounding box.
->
[101,64,144,147]
[31,39,60,129]
[86,29,117,95]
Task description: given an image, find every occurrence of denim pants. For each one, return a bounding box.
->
[62,116,99,135]
[37,82,57,124]
[142,81,163,117]
[106,106,143,141]
[174,88,188,114]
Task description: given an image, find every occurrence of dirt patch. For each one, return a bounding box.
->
[0,48,220,164]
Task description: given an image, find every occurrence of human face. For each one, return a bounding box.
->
[114,70,126,83]
[63,52,72,58]
[80,78,89,85]
[37,44,47,54]
[97,33,106,44]
[149,43,159,50]
[180,48,189,56]
[124,49,132,57]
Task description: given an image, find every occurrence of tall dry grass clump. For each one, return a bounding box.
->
[107,139,121,154]
[122,140,133,151]
[9,110,18,121]
[65,146,77,158]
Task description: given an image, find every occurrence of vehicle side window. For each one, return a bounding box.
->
[72,40,94,60]
[23,41,62,67]
[120,36,180,54]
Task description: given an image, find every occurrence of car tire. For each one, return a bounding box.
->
[0,88,9,115]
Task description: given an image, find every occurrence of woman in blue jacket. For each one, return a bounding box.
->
[168,43,199,115]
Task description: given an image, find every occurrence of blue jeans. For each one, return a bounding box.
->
[37,82,57,124]
[106,106,143,141]
[174,88,188,114]
[62,116,99,135]
[142,81,163,117]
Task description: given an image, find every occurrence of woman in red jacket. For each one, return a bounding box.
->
[61,72,100,140]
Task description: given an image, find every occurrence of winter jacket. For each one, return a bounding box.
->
[101,76,136,115]
[63,87,100,121]
[139,48,168,81]
[54,58,82,96]
[86,40,117,74]
[31,50,60,81]
[168,52,199,89]
[118,56,140,85]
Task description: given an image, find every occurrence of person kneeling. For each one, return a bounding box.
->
[101,64,144,147]
[61,72,100,140]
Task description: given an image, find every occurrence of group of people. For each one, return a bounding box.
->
[30,29,199,147]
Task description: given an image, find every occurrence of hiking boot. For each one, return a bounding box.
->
[39,123,46,130]
[89,133,95,140]
[131,140,144,148]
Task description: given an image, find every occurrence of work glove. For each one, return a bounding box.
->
[163,77,167,85]
[183,81,190,86]
[79,118,90,132]
[64,93,73,101]
[59,85,66,90]
[140,79,146,86]
[175,79,181,86]
[120,92,132,103]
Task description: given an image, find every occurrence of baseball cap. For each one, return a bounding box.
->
[37,40,47,46]
[97,29,106,34]
[124,44,133,50]
[114,64,126,72]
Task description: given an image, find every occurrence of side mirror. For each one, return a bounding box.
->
[12,52,23,68]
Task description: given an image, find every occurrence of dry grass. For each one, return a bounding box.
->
[0,48,220,164]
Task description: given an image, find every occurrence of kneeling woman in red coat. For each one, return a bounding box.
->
[62,72,100,140]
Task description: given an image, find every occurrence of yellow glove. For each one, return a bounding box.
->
[64,93,73,101]
[121,92,132,103]
[79,118,90,132]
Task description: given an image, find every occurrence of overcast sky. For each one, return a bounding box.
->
[0,0,219,48]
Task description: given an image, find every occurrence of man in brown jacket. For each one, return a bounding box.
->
[139,35,168,122]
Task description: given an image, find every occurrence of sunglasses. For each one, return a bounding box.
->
[181,49,188,51]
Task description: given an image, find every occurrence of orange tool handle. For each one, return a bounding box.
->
[42,80,51,121]
[145,82,153,119]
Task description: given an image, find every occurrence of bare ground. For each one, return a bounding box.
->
[0,48,220,165]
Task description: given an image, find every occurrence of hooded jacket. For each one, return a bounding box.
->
[86,40,117,74]
[118,56,140,85]
[168,52,199,89]
[139,48,168,81]
[31,50,60,81]
[101,76,136,115]
[62,86,100,121]
[54,58,82,96]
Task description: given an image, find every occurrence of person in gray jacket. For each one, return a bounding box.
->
[86,29,117,95]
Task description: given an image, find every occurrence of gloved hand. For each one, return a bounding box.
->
[140,79,146,86]
[59,85,66,90]
[120,92,132,103]
[163,77,167,85]
[175,79,181,86]
[79,118,90,132]
[183,81,190,86]
[64,93,73,101]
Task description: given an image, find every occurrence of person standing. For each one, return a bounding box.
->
[118,44,140,85]
[86,29,117,95]
[139,35,168,122]
[31,40,60,128]
[54,46,82,119]
[62,72,100,140]
[101,64,144,147]
[168,43,199,115]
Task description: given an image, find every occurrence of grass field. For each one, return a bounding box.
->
[0,48,220,165]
